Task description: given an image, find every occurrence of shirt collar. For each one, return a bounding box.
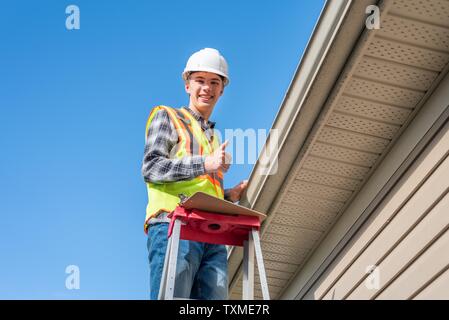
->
[183,107,216,129]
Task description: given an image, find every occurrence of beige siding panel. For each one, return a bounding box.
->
[263,260,300,273]
[303,156,370,180]
[295,170,361,192]
[289,179,354,202]
[263,269,294,281]
[263,232,320,251]
[282,190,346,212]
[345,78,424,108]
[262,249,307,265]
[327,112,402,139]
[276,201,339,217]
[318,126,390,154]
[380,15,449,52]
[261,241,308,260]
[355,56,439,91]
[306,121,449,299]
[268,223,323,240]
[321,152,449,299]
[272,209,336,232]
[336,95,413,125]
[414,267,449,299]
[376,228,449,299]
[390,0,449,29]
[347,191,449,299]
[310,142,379,167]
[254,276,289,289]
[365,37,449,72]
[261,240,313,258]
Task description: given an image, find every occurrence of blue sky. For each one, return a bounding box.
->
[0,1,325,299]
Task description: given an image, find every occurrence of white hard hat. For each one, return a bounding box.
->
[182,48,229,86]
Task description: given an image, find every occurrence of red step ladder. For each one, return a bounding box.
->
[158,205,270,300]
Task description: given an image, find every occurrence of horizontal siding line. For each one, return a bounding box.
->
[269,220,330,234]
[261,249,308,261]
[409,263,449,299]
[263,267,296,275]
[362,53,444,73]
[324,124,393,142]
[315,140,381,157]
[351,74,426,94]
[274,209,338,222]
[375,34,449,55]
[253,281,287,290]
[275,201,340,216]
[262,233,319,249]
[332,109,405,127]
[284,189,348,204]
[281,196,345,209]
[294,177,356,192]
[276,201,340,215]
[307,154,372,169]
[262,234,314,247]
[387,10,449,31]
[300,167,364,183]
[342,92,415,111]
[265,226,323,238]
[263,259,300,267]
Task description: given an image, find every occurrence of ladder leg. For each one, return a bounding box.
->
[243,235,254,300]
[164,218,182,300]
[158,233,172,300]
[252,228,270,300]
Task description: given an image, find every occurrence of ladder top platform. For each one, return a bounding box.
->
[179,192,267,221]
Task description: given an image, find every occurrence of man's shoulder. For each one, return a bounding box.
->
[150,105,174,114]
[150,105,187,119]
[145,105,177,136]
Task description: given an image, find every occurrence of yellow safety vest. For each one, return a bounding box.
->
[144,106,224,233]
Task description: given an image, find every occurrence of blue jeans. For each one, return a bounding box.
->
[147,222,228,300]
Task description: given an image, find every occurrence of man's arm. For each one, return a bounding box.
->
[224,188,232,202]
[141,108,206,184]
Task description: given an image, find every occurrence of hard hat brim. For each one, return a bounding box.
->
[182,68,229,86]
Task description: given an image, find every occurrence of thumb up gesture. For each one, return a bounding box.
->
[204,140,232,174]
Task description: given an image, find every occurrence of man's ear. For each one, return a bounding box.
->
[185,82,190,94]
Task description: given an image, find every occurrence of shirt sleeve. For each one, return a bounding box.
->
[141,108,207,184]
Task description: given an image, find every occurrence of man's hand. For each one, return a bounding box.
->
[204,140,232,174]
[227,180,249,203]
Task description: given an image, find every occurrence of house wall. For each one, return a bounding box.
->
[281,72,449,300]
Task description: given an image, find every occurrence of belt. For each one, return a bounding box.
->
[148,211,171,225]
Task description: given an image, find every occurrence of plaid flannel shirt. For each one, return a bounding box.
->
[142,106,231,204]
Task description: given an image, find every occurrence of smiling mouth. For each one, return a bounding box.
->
[199,95,213,102]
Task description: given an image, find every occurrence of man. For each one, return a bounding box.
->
[142,48,248,299]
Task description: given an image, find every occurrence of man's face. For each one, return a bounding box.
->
[185,71,224,109]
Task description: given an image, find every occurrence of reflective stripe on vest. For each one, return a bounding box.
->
[144,105,224,233]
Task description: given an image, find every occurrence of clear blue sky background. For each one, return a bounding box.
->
[0,1,325,299]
